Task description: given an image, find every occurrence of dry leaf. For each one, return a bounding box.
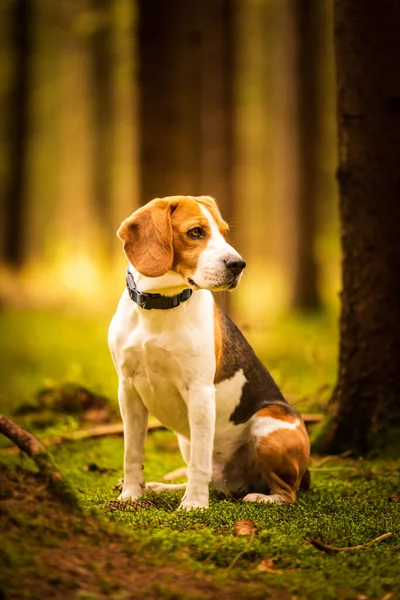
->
[388,494,400,502]
[233,519,257,537]
[257,557,282,574]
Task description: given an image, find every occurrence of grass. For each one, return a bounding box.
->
[1,306,399,600]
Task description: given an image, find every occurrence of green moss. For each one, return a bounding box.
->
[42,431,400,600]
[1,307,400,599]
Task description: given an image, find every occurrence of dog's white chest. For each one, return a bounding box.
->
[126,337,192,437]
[109,290,216,436]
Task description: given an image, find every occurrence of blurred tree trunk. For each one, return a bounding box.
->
[199,1,234,233]
[138,0,201,200]
[110,0,138,248]
[2,0,32,266]
[138,0,234,313]
[58,1,94,256]
[199,1,234,314]
[0,1,14,256]
[314,1,400,455]
[90,0,114,252]
[291,0,324,310]
[24,0,60,263]
[273,0,324,311]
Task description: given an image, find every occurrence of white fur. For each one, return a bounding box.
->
[190,206,243,290]
[252,417,300,440]
[109,206,248,510]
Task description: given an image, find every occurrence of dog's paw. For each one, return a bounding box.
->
[118,485,144,502]
[178,497,209,511]
[243,492,286,504]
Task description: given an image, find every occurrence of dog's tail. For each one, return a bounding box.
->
[300,468,311,491]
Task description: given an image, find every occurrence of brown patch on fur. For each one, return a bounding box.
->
[117,195,227,279]
[255,419,310,503]
[213,303,223,377]
[256,405,298,423]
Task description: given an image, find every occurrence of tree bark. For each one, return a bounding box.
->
[316,0,400,455]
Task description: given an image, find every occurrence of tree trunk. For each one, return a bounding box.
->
[291,0,324,310]
[90,0,114,252]
[199,0,234,314]
[316,0,400,455]
[24,0,60,263]
[138,0,201,201]
[110,0,138,248]
[137,0,234,313]
[272,0,324,311]
[58,1,93,254]
[3,0,32,267]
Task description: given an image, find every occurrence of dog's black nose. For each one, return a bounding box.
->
[225,257,246,276]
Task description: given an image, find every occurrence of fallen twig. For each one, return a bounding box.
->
[311,450,353,467]
[308,532,393,553]
[1,420,165,455]
[0,414,80,510]
[227,532,255,570]
[309,467,359,472]
[309,467,400,475]
[301,413,323,426]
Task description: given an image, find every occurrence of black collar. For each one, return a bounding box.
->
[126,267,193,310]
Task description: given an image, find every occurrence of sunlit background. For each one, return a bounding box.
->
[0,0,339,414]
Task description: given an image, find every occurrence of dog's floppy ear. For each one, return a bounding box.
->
[117,199,174,277]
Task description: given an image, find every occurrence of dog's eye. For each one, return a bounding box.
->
[187,227,204,239]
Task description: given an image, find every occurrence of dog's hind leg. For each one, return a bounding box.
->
[243,416,310,504]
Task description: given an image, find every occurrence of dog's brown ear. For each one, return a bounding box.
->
[117,199,174,277]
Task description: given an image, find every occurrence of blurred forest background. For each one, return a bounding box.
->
[1,5,400,597]
[0,0,341,421]
[0,0,338,320]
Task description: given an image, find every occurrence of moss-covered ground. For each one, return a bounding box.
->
[0,307,399,600]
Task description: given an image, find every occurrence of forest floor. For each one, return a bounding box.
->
[0,307,399,600]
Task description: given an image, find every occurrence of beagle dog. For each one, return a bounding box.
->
[109,195,310,510]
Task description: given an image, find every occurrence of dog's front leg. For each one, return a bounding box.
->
[118,379,148,501]
[179,384,215,510]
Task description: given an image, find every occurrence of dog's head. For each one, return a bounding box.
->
[117,196,246,292]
